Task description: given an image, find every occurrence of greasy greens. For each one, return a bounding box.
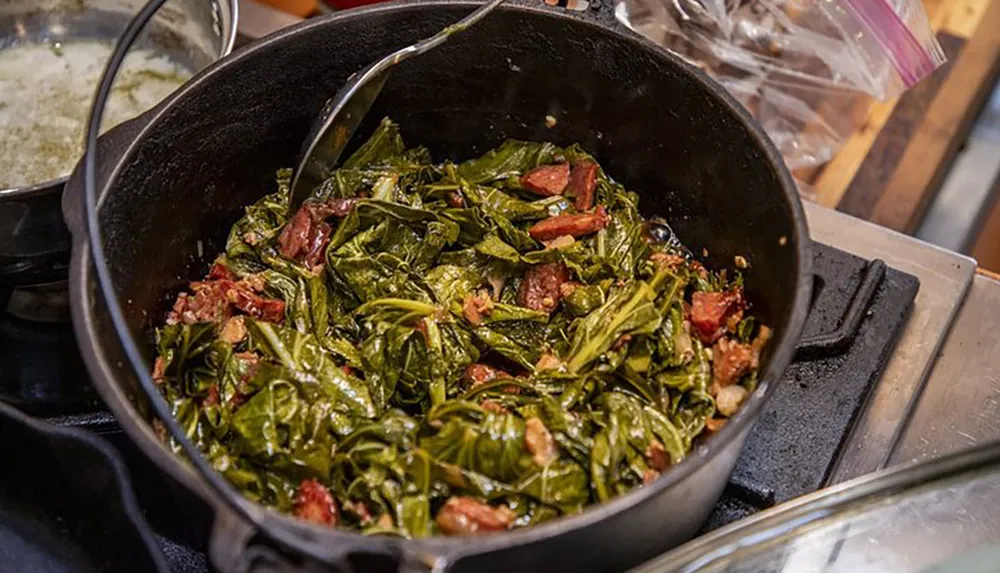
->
[153,118,770,536]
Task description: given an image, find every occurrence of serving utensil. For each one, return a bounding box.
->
[289,0,504,211]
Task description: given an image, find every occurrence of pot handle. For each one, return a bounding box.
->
[208,510,343,573]
[208,507,455,573]
[61,112,155,240]
[796,259,887,357]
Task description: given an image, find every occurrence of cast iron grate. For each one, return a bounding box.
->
[699,242,919,532]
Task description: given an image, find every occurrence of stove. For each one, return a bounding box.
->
[0,204,979,572]
[0,283,100,416]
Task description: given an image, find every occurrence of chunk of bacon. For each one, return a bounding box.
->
[202,384,220,407]
[750,325,772,370]
[435,497,515,535]
[517,262,570,313]
[342,500,374,526]
[705,417,727,433]
[648,252,686,272]
[277,207,312,262]
[446,190,466,208]
[152,356,167,384]
[293,479,338,526]
[226,282,286,323]
[712,337,753,389]
[463,363,521,394]
[463,363,512,387]
[643,469,660,485]
[528,206,609,242]
[479,399,509,414]
[303,221,332,268]
[645,441,671,472]
[535,353,563,371]
[689,290,744,343]
[413,318,429,343]
[167,277,285,326]
[208,262,237,281]
[568,160,599,211]
[167,284,229,325]
[278,198,358,266]
[520,163,570,197]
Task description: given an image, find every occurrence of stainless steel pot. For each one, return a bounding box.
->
[0,0,237,285]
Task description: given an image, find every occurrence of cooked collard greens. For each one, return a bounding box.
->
[153,118,771,536]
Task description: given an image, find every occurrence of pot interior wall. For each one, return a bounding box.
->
[93,3,800,412]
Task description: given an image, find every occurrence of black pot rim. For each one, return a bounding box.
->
[68,0,812,563]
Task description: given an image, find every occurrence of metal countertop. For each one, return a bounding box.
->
[889,270,1000,464]
[806,203,1000,481]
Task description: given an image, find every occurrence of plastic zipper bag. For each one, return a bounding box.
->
[616,0,946,182]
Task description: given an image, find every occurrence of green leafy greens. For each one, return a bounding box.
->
[153,118,767,537]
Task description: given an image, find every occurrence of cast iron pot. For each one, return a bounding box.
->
[64,1,812,571]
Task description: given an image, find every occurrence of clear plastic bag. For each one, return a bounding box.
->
[616,0,947,176]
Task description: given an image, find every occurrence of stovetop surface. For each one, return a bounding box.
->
[0,241,920,572]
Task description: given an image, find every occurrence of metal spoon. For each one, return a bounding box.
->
[289,0,505,212]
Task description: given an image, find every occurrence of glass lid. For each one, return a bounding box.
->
[633,441,1000,573]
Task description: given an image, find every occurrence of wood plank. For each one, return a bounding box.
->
[934,0,994,36]
[813,98,898,208]
[971,172,1000,272]
[812,0,992,209]
[869,0,1000,233]
[835,33,965,220]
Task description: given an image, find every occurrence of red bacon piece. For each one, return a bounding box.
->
[527,206,609,242]
[568,160,598,210]
[517,262,570,313]
[435,497,515,535]
[689,290,744,343]
[463,363,512,387]
[294,479,338,526]
[520,163,570,197]
[278,198,358,265]
[712,337,754,388]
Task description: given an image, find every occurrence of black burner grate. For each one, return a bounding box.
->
[700,243,919,532]
[0,241,918,571]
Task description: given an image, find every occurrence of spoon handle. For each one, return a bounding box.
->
[390,0,505,64]
[289,0,505,211]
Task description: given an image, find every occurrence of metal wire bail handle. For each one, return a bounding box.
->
[81,4,459,572]
[78,1,318,571]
